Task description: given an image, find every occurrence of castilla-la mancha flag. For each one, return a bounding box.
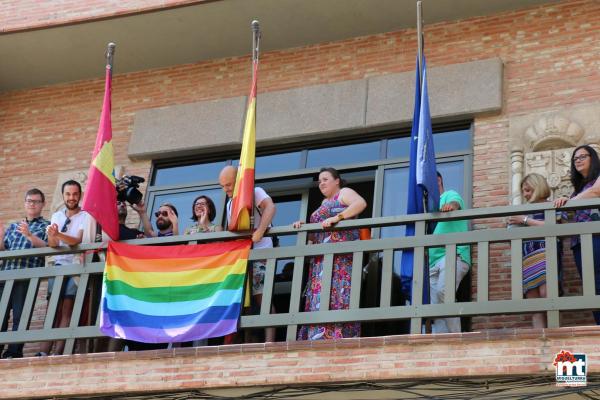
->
[228,61,258,231]
[82,65,119,240]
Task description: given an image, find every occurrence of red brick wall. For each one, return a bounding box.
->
[1,327,599,399]
[1,0,600,339]
[0,0,206,32]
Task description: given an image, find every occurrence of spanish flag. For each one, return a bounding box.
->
[82,65,119,240]
[100,240,252,343]
[228,61,258,231]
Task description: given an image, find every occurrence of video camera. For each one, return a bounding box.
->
[116,175,145,205]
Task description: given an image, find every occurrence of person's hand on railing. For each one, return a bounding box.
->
[554,197,569,208]
[292,220,304,229]
[440,201,460,212]
[321,216,340,228]
[507,215,527,226]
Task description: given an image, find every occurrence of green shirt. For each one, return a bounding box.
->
[428,190,471,267]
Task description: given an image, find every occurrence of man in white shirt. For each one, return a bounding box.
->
[219,166,276,342]
[39,180,95,356]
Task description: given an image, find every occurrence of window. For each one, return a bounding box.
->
[145,126,473,242]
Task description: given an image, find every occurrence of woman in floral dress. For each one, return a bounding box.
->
[293,167,367,340]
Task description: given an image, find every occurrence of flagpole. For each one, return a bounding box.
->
[416,1,429,215]
[416,1,424,88]
[251,20,260,67]
[106,42,116,70]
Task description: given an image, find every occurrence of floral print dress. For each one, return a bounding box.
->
[297,192,361,340]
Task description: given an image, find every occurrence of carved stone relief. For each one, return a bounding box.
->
[508,104,600,205]
[524,148,574,200]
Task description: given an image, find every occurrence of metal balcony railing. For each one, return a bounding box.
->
[2,199,600,355]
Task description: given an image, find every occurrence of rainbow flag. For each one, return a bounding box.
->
[228,61,258,231]
[100,239,252,343]
[82,65,119,240]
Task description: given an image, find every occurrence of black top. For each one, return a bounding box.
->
[119,224,143,240]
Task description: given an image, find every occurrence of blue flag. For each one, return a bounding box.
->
[399,57,438,304]
[416,61,440,213]
[399,57,423,299]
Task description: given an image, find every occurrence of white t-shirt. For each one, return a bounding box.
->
[227,187,273,250]
[50,209,96,266]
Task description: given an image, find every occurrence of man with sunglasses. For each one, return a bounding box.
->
[133,201,179,237]
[40,180,96,356]
[0,188,50,359]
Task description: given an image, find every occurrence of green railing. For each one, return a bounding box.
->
[2,199,600,354]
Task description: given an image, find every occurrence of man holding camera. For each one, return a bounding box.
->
[115,176,178,238]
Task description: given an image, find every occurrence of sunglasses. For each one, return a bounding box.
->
[154,211,169,218]
[61,217,72,233]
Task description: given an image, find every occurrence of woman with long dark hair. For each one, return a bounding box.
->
[555,144,600,324]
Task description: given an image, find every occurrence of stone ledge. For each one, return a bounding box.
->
[129,58,503,160]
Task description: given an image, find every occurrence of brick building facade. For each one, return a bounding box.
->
[1,0,600,397]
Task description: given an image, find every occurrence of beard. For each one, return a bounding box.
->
[65,201,79,211]
[156,218,172,231]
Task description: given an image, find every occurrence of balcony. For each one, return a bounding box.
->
[2,199,600,398]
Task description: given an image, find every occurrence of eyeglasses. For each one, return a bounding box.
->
[573,154,590,162]
[60,217,72,233]
[194,202,208,207]
[154,211,169,218]
[25,199,43,205]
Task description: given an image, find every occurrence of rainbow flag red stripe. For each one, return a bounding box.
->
[100,240,252,343]
[228,61,258,231]
[82,65,119,240]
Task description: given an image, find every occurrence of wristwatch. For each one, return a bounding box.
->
[523,216,529,225]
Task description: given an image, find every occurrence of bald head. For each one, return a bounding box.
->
[219,166,238,198]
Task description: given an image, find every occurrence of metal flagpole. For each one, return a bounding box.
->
[106,42,116,70]
[416,1,432,329]
[416,2,429,214]
[251,20,261,71]
[416,1,424,89]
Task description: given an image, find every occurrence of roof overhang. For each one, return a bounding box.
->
[0,0,557,92]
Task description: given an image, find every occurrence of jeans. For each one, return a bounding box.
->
[0,281,31,358]
[572,235,600,325]
[429,257,470,333]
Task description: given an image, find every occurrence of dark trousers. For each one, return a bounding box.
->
[572,236,600,325]
[0,281,30,358]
